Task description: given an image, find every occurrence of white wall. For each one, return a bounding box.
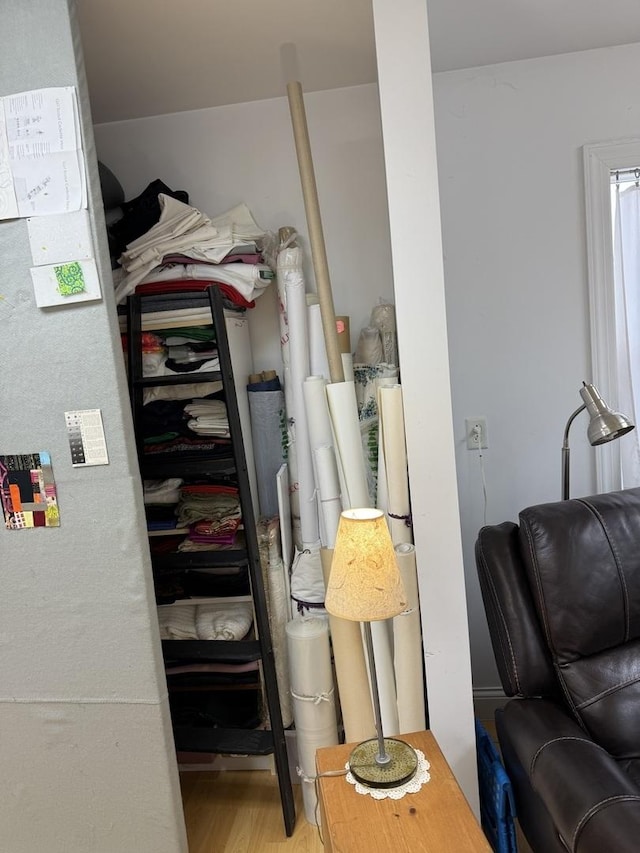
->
[433,42,640,689]
[0,2,186,851]
[93,84,395,368]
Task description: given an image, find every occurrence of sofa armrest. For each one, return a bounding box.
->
[501,699,640,853]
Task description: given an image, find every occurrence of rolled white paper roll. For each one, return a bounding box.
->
[378,384,412,546]
[283,249,319,546]
[276,247,299,522]
[341,351,354,382]
[370,619,400,736]
[308,302,330,379]
[393,543,426,732]
[267,557,293,728]
[326,381,370,510]
[302,375,334,451]
[286,617,338,825]
[314,446,342,548]
[320,548,375,744]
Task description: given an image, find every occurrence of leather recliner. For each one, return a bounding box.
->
[475,487,640,853]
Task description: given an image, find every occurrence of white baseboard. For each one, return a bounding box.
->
[473,687,507,721]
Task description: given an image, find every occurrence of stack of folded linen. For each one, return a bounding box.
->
[176,484,242,548]
[115,194,273,304]
[183,399,229,436]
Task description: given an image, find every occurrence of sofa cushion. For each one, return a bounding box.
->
[519,488,640,756]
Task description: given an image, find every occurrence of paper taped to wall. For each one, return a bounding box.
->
[0,86,86,219]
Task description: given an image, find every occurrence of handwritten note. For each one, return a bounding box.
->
[0,87,86,219]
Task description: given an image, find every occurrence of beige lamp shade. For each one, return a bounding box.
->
[325,508,407,622]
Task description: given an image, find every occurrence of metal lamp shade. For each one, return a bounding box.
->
[580,384,635,446]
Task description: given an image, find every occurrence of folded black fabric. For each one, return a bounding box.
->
[169,691,261,730]
[141,400,190,438]
[108,179,189,262]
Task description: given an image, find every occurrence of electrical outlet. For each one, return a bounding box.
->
[466,417,488,450]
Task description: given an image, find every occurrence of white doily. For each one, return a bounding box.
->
[345,748,431,799]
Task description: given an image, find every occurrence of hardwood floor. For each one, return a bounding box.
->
[180,771,323,852]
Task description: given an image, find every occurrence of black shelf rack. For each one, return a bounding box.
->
[126,286,295,837]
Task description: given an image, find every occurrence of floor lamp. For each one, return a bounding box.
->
[562,382,634,500]
[324,508,418,788]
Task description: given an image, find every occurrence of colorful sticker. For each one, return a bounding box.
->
[0,452,60,529]
[54,261,86,296]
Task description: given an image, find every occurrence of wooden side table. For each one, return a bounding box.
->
[316,730,491,852]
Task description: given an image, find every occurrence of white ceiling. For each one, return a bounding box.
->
[77,0,640,125]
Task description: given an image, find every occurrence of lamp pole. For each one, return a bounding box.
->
[562,403,586,500]
[362,621,390,766]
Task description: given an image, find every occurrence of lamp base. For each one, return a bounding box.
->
[348,737,419,789]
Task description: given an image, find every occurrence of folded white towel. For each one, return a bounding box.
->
[196,603,253,641]
[158,605,198,640]
[156,608,173,640]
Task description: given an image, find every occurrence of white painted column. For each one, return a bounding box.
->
[372,0,479,812]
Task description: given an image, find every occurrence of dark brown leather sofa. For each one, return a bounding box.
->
[475,488,640,852]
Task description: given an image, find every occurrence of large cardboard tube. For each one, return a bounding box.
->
[320,548,375,742]
[286,80,344,384]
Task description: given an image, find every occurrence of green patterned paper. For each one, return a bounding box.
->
[54,261,86,296]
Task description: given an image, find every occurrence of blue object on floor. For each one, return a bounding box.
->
[475,718,518,853]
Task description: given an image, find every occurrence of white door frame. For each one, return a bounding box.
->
[584,138,640,493]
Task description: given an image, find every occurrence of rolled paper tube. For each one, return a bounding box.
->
[302,375,334,451]
[247,387,285,518]
[314,446,341,548]
[276,464,294,620]
[308,302,330,380]
[286,80,344,384]
[341,351,354,382]
[286,616,339,824]
[283,248,319,545]
[393,543,426,732]
[370,618,400,736]
[376,427,390,515]
[295,725,339,824]
[290,545,325,609]
[320,548,375,743]
[378,384,413,545]
[290,694,338,734]
[276,247,299,521]
[325,381,370,509]
[267,557,293,728]
[303,376,340,547]
[335,316,351,355]
[286,617,336,713]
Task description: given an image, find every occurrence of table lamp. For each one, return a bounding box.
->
[562,382,635,500]
[325,507,419,788]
